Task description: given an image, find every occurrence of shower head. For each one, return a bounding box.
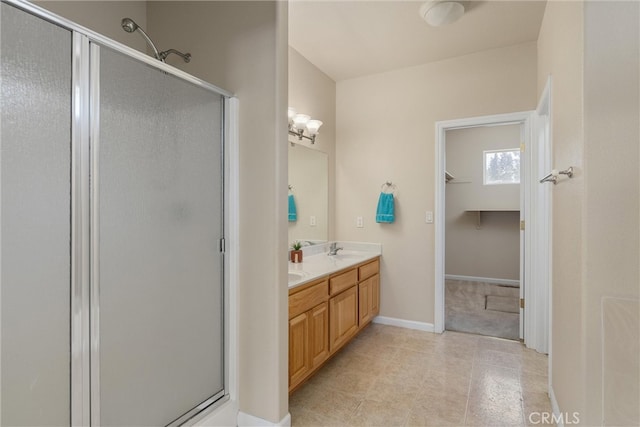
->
[120,17,161,61]
[120,18,192,64]
[121,18,138,33]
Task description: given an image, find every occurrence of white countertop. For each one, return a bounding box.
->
[288,241,382,289]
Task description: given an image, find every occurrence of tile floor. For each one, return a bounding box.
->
[289,323,553,426]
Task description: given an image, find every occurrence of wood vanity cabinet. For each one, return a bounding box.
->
[328,269,359,353]
[288,279,329,391]
[288,256,380,392]
[358,259,380,327]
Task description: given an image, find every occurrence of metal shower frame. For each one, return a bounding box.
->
[1,1,235,425]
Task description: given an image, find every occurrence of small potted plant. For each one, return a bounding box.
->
[290,241,303,263]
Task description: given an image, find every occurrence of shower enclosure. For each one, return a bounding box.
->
[1,1,231,425]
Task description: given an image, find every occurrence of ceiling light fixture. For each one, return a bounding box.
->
[419,1,465,27]
[288,107,323,144]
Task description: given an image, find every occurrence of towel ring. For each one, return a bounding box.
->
[381,181,397,194]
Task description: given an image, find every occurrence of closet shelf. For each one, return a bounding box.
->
[465,209,520,229]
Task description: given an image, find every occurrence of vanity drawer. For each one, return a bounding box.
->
[329,269,358,295]
[359,259,379,281]
[289,280,328,319]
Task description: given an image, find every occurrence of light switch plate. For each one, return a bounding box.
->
[426,211,433,223]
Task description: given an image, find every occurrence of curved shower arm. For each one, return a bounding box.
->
[133,26,162,61]
[159,49,192,63]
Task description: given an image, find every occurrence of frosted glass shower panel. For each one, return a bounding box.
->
[97,46,224,426]
[1,3,72,426]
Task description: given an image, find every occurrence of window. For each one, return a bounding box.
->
[484,149,520,185]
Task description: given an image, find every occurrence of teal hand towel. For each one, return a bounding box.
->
[288,194,297,222]
[376,192,395,223]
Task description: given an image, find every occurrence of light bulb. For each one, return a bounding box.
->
[306,120,323,136]
[287,107,297,121]
[292,114,310,130]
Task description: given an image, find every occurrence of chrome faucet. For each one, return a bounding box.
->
[328,242,343,256]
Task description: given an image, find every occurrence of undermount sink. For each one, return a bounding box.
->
[288,271,305,282]
[328,253,362,261]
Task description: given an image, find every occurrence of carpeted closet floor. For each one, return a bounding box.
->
[445,279,520,340]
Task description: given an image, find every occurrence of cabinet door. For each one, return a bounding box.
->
[289,312,310,389]
[309,302,329,368]
[329,286,359,353]
[359,274,380,328]
[371,274,380,316]
[358,279,372,326]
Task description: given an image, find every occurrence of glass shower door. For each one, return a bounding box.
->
[93,45,225,426]
[0,3,72,426]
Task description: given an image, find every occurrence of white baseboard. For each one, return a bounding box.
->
[237,411,291,427]
[549,385,564,427]
[372,316,434,332]
[445,274,520,287]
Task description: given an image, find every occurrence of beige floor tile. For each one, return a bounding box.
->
[477,336,525,355]
[522,390,554,426]
[398,333,438,354]
[391,348,432,369]
[408,392,468,426]
[474,347,522,370]
[289,324,550,427]
[304,388,364,421]
[432,342,477,362]
[376,361,427,387]
[439,330,482,346]
[341,352,392,375]
[466,364,524,426]
[465,400,525,427]
[520,350,548,377]
[426,352,475,376]
[520,371,548,395]
[348,399,410,427]
[290,407,344,427]
[329,369,377,399]
[422,367,471,395]
[347,337,399,360]
[290,379,326,408]
[364,376,420,411]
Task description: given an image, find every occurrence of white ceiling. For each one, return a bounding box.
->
[289,1,547,81]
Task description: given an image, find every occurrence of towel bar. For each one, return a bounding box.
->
[539,166,574,185]
[381,181,397,194]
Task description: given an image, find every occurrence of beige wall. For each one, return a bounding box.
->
[288,47,336,242]
[582,1,639,425]
[35,1,148,53]
[539,1,640,425]
[336,42,537,324]
[147,2,289,423]
[445,125,520,280]
[537,0,586,420]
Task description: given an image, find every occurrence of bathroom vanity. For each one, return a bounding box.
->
[288,243,381,392]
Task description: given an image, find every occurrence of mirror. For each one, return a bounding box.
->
[288,143,328,244]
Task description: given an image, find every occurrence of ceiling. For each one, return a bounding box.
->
[289,1,547,81]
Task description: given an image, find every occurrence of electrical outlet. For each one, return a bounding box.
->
[356,216,364,228]
[310,215,316,226]
[426,211,433,223]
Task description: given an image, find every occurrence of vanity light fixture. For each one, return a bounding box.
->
[419,1,465,27]
[288,107,323,144]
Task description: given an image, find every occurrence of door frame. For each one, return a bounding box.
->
[434,111,545,347]
[530,77,552,355]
